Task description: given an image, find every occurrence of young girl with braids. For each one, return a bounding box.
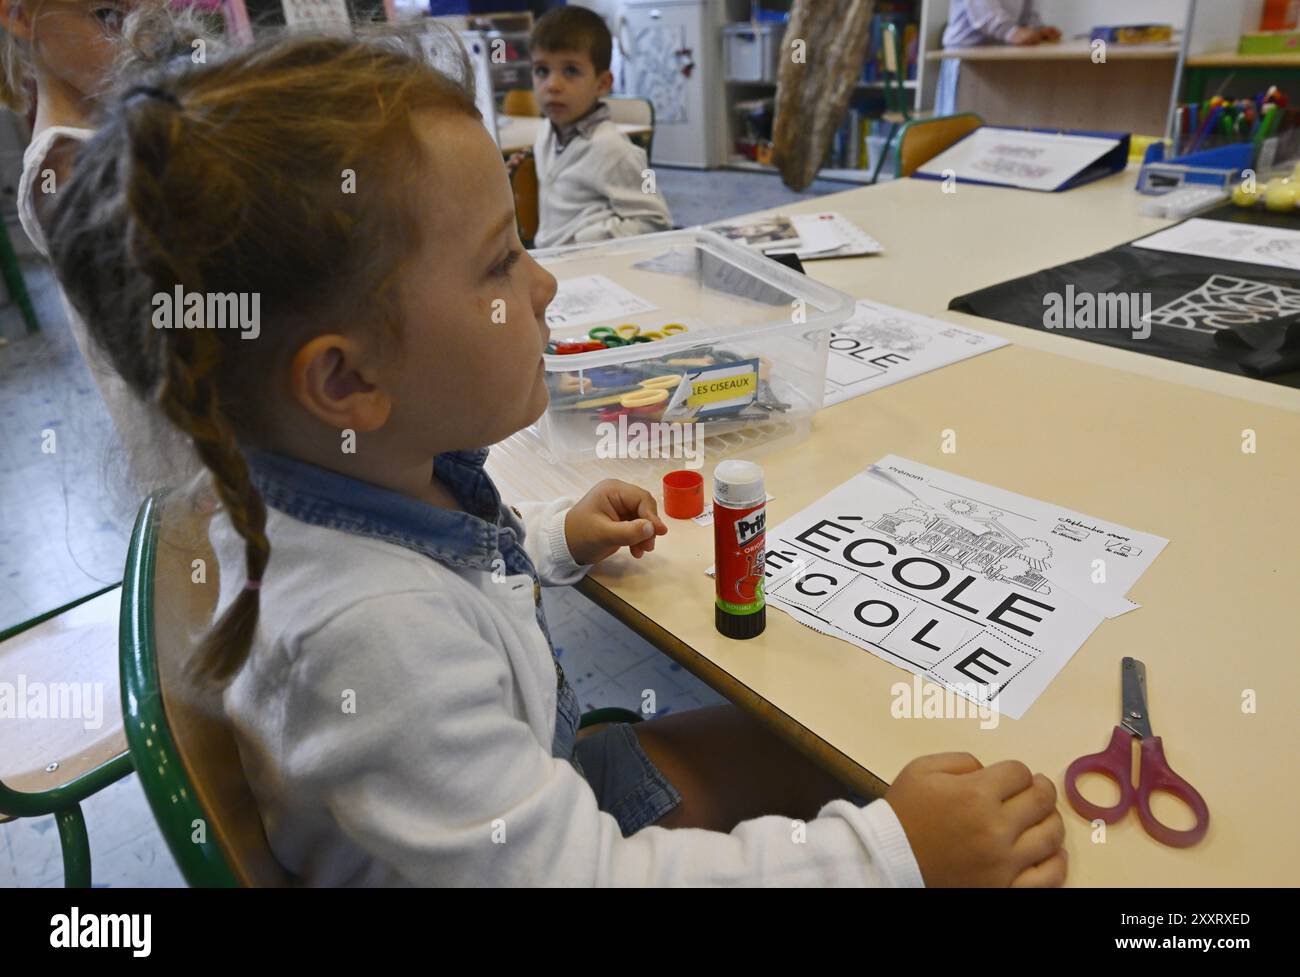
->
[47,30,1067,887]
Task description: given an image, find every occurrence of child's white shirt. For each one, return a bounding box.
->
[532,108,673,249]
[18,123,97,256]
[17,122,198,496]
[211,501,925,887]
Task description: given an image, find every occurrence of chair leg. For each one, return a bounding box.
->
[57,804,92,888]
[0,220,40,334]
[871,122,899,185]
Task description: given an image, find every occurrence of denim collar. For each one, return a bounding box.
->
[243,447,522,574]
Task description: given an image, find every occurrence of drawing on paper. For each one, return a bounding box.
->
[1253,237,1300,269]
[870,498,1054,594]
[1143,274,1300,333]
[628,25,689,124]
[841,317,934,355]
[988,143,1047,160]
[970,156,1052,181]
[544,274,657,330]
[755,457,1168,718]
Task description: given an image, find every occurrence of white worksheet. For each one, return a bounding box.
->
[916,127,1120,192]
[824,300,1009,406]
[761,457,1168,718]
[544,274,657,331]
[768,212,885,260]
[1133,218,1300,272]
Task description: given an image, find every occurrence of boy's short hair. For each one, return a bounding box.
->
[530,6,612,75]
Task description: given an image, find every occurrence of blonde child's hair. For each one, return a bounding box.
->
[47,25,480,683]
[1,0,214,112]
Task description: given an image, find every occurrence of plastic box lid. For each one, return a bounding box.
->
[533,229,856,370]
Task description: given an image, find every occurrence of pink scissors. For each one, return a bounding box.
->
[1064,657,1210,848]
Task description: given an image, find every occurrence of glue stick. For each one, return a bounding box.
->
[713,460,766,639]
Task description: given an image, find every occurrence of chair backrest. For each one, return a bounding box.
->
[605,95,655,158]
[895,112,984,178]
[605,94,653,128]
[502,88,540,117]
[120,483,290,887]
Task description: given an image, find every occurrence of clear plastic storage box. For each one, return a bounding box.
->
[528,229,855,468]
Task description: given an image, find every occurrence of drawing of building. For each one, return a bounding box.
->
[871,501,1052,594]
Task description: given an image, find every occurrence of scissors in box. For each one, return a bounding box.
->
[1064,657,1209,848]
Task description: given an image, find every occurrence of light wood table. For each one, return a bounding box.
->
[533,169,1300,886]
[927,42,1179,136]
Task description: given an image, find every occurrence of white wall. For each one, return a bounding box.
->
[1187,0,1266,55]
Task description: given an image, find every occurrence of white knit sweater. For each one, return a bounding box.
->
[211,499,925,886]
[532,109,674,249]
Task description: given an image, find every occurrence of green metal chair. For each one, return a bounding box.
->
[0,585,133,887]
[120,488,289,886]
[0,215,41,334]
[121,489,642,887]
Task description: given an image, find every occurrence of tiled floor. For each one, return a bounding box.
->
[0,165,844,887]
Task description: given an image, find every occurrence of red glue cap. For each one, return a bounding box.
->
[662,469,705,519]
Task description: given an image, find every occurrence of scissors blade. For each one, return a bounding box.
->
[1120,657,1153,739]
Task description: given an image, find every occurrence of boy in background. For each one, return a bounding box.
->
[526,6,672,248]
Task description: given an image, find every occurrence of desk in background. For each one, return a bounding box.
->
[490,168,1300,886]
[496,114,651,155]
[927,42,1179,136]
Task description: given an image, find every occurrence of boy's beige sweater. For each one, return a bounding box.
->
[532,102,673,248]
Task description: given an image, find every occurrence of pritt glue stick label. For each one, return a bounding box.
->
[713,460,766,639]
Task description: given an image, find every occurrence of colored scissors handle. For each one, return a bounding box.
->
[1064,726,1136,824]
[1134,736,1210,848]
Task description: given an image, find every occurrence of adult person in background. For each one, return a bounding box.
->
[934,1,1061,115]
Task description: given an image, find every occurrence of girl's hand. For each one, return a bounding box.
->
[505,151,528,177]
[885,753,1067,887]
[565,479,669,565]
